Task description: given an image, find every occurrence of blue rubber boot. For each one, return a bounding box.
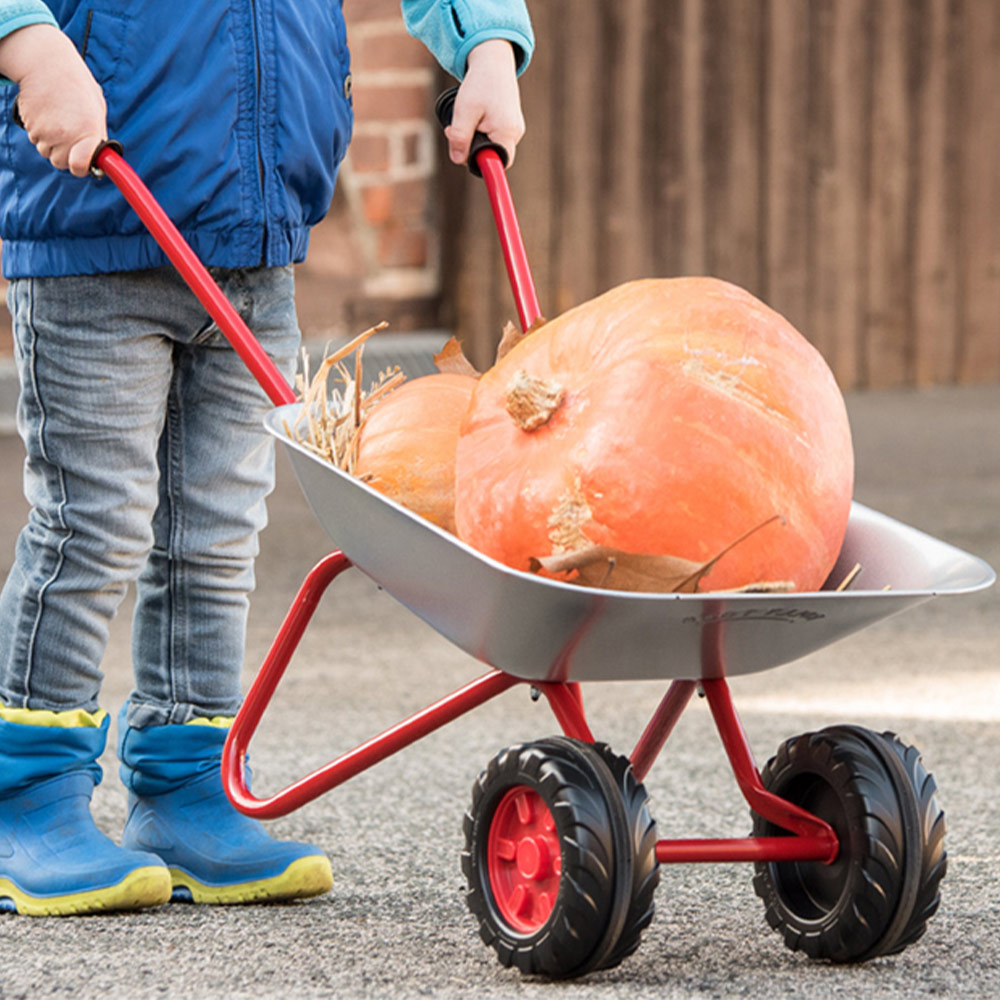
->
[0,708,171,916]
[118,709,332,905]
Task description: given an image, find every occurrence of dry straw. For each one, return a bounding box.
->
[282,321,405,475]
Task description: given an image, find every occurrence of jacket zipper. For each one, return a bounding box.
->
[250,0,268,265]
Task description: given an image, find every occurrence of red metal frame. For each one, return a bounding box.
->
[477,149,543,331]
[630,680,698,782]
[651,680,838,864]
[220,550,838,865]
[468,148,836,867]
[99,141,839,868]
[94,146,296,407]
[221,551,520,819]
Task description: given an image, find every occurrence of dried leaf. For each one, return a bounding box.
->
[532,546,710,592]
[531,514,789,594]
[496,315,547,363]
[434,337,480,377]
[495,321,521,363]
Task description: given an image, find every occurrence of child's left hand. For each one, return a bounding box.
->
[446,39,525,168]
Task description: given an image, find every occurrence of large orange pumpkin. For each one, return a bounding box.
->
[453,278,854,592]
[354,372,477,533]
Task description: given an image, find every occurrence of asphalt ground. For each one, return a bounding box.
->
[0,384,997,1000]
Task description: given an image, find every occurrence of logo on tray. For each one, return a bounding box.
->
[683,607,826,626]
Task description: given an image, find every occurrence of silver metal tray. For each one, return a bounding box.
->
[267,405,995,682]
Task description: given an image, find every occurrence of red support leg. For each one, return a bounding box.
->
[222,551,520,819]
[700,678,838,849]
[653,678,839,865]
[630,680,698,782]
[537,682,595,742]
[225,668,519,820]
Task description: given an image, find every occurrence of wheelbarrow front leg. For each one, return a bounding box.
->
[221,552,520,819]
[649,677,840,865]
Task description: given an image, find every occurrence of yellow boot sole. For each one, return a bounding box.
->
[0,865,172,917]
[169,854,333,905]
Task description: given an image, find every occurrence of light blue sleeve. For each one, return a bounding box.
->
[401,0,534,80]
[0,0,60,85]
[0,0,58,40]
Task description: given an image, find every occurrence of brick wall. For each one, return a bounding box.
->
[295,0,445,343]
[0,2,446,356]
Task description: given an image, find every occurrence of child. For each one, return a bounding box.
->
[0,0,533,916]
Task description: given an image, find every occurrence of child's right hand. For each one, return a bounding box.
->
[0,24,107,177]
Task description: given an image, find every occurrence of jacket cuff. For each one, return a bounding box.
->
[0,6,60,42]
[402,0,535,80]
[454,28,534,80]
[0,5,61,86]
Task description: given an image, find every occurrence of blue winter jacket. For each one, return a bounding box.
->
[0,1,533,279]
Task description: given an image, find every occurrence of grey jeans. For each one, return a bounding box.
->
[0,265,300,727]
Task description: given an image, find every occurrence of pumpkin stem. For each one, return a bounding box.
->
[505,369,565,431]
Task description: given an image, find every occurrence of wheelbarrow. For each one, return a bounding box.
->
[91,104,995,977]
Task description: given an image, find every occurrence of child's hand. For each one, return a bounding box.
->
[446,39,525,168]
[0,24,107,177]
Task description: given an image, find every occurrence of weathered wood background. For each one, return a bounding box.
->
[440,0,1000,389]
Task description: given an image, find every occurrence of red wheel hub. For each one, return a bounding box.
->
[487,785,562,933]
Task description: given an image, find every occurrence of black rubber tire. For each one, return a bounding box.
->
[751,728,910,962]
[533,738,635,977]
[825,726,947,959]
[590,743,660,971]
[462,739,629,978]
